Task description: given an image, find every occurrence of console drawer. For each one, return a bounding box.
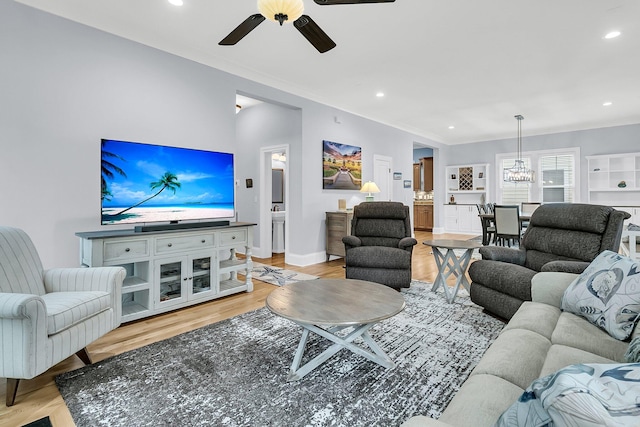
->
[155,234,215,254]
[219,229,247,246]
[104,239,149,262]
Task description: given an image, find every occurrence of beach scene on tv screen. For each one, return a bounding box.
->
[101,139,235,225]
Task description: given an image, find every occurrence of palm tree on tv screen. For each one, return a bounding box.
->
[101,141,127,201]
[114,172,182,216]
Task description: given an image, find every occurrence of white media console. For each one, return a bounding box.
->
[76,223,255,323]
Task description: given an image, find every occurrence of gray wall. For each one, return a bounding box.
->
[0,1,439,268]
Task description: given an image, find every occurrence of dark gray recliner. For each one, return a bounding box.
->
[342,201,417,290]
[468,203,630,320]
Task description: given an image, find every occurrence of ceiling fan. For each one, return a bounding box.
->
[219,0,395,53]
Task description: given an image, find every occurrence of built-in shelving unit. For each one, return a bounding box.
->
[77,223,255,323]
[586,152,640,206]
[445,163,489,205]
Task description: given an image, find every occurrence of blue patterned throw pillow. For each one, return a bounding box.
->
[561,250,640,340]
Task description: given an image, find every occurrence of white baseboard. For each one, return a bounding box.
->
[432,227,445,234]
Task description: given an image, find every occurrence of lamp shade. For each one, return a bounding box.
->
[257,0,304,24]
[360,181,380,201]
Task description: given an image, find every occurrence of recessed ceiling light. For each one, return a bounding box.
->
[448,125,455,130]
[603,101,613,107]
[168,0,184,6]
[604,31,621,39]
[376,92,385,98]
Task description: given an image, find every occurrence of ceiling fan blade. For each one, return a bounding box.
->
[313,0,395,4]
[219,14,265,46]
[294,15,336,53]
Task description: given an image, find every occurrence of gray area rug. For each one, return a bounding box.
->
[56,281,504,427]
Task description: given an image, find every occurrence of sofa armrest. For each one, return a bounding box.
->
[478,246,526,265]
[531,271,579,308]
[541,260,590,274]
[342,235,362,249]
[399,237,418,250]
[401,416,453,427]
[0,293,48,379]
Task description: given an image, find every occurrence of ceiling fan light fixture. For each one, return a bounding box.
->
[258,0,304,24]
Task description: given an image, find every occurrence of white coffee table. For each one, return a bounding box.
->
[266,278,405,381]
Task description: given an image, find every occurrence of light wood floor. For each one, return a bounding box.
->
[0,230,474,426]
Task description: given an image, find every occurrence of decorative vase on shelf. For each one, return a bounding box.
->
[618,181,627,188]
[449,195,456,204]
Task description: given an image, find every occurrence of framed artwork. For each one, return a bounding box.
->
[451,174,457,180]
[393,172,402,180]
[403,180,412,188]
[322,140,362,190]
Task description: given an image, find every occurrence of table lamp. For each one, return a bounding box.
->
[360,181,380,202]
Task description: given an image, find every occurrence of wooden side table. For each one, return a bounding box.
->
[423,239,483,303]
[325,211,353,261]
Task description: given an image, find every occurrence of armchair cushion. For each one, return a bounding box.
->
[345,246,412,270]
[41,291,111,335]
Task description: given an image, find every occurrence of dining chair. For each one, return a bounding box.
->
[493,205,521,247]
[520,202,541,230]
[476,204,495,244]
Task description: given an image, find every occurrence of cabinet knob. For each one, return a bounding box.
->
[201,240,206,243]
[125,248,130,252]
[232,236,236,240]
[184,277,188,281]
[168,243,172,247]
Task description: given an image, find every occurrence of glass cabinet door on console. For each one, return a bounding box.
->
[190,253,217,301]
[155,259,188,308]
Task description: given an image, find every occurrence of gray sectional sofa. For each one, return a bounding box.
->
[401,271,640,427]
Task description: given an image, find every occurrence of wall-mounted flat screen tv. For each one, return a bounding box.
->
[101,139,235,226]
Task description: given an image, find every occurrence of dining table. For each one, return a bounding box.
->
[478,212,531,246]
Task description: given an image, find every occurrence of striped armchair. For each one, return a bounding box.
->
[0,226,125,406]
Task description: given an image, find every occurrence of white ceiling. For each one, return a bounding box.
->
[16,0,640,145]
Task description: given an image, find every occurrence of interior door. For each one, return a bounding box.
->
[373,155,392,201]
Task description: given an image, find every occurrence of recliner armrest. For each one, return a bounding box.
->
[478,246,526,265]
[540,260,590,274]
[342,235,362,249]
[398,237,418,250]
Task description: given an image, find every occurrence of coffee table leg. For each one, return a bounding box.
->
[287,322,393,381]
[430,247,452,302]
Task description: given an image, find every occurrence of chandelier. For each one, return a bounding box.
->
[503,114,535,183]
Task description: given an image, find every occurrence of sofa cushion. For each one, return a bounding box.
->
[539,344,617,378]
[502,301,560,340]
[472,329,551,390]
[562,250,640,340]
[41,291,111,335]
[439,374,523,427]
[551,312,629,362]
[468,260,535,301]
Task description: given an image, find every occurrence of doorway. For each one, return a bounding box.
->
[258,144,290,260]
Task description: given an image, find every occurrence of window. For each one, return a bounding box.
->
[496,148,579,205]
[540,154,575,203]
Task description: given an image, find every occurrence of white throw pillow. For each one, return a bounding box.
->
[562,250,640,340]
